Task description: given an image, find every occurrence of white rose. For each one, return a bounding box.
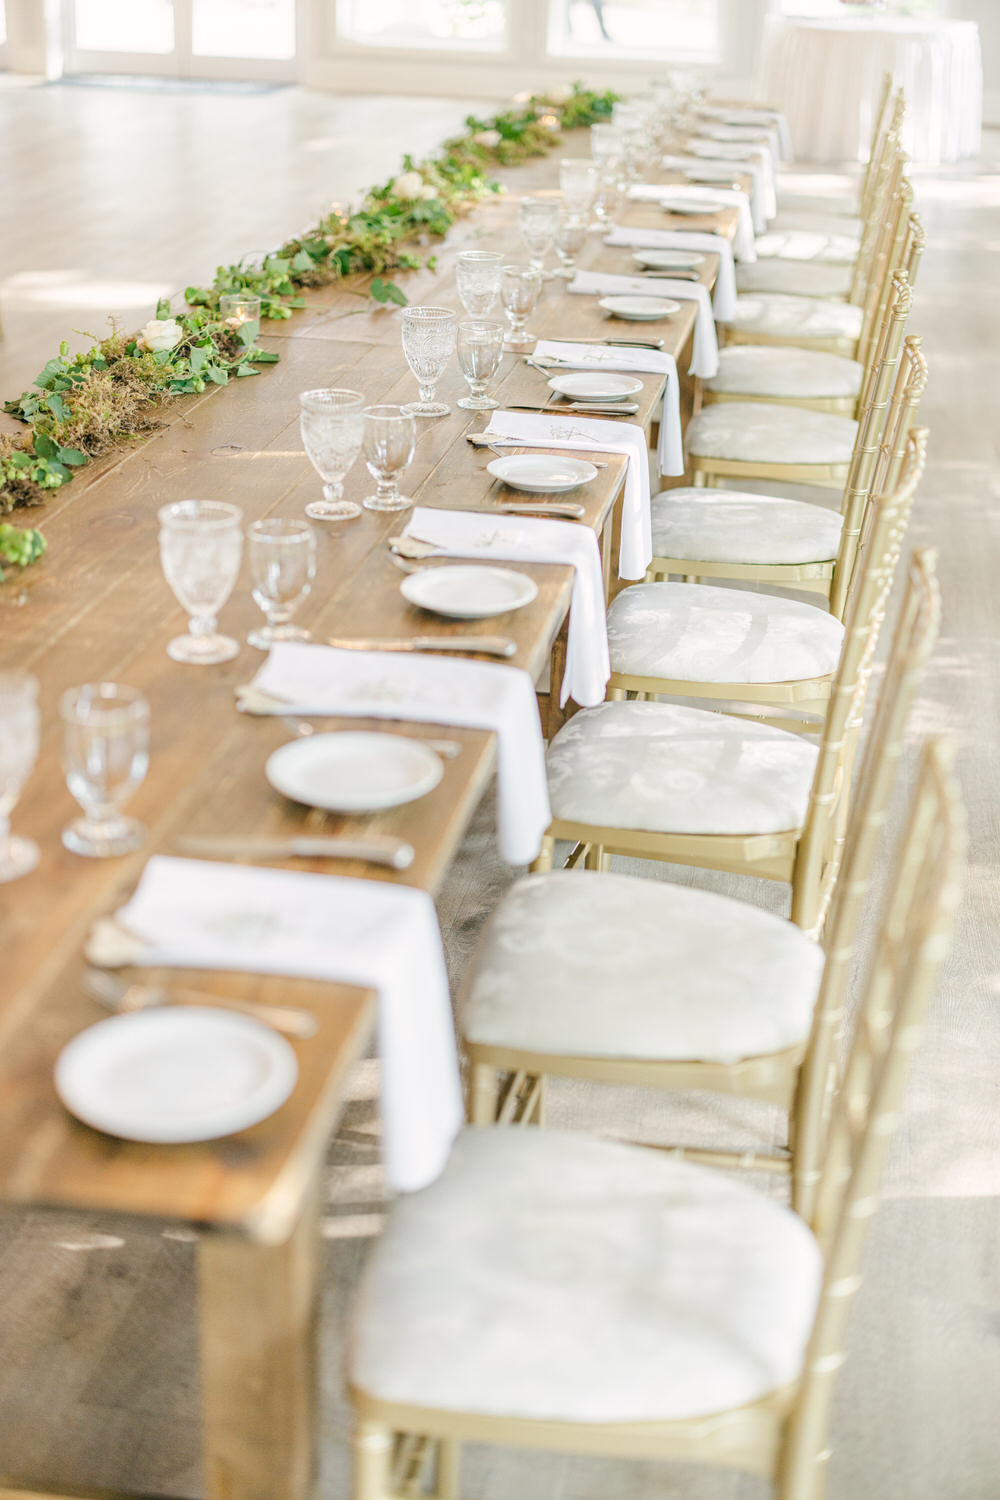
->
[139,317,183,353]
[472,129,501,148]
[419,183,439,200]
[549,84,573,103]
[512,90,532,104]
[391,171,425,202]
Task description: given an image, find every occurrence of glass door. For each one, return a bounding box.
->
[65,0,297,80]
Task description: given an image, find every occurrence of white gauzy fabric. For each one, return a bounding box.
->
[602,225,736,321]
[485,410,651,579]
[699,104,794,161]
[660,152,769,234]
[566,271,718,378]
[251,643,550,865]
[113,856,462,1193]
[628,182,756,263]
[532,339,682,478]
[401,508,610,709]
[686,138,777,219]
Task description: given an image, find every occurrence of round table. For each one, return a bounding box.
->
[762,14,982,165]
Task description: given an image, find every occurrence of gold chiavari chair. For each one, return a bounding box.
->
[534,431,927,933]
[461,553,939,1199]
[347,737,964,1500]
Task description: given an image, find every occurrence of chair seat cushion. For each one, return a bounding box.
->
[735,260,854,298]
[651,487,843,566]
[349,1128,823,1423]
[754,230,860,265]
[546,699,819,836]
[462,871,825,1061]
[607,581,844,684]
[730,295,864,343]
[706,346,863,400]
[686,401,858,466]
[773,193,858,219]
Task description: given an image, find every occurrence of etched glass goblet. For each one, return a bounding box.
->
[362,405,417,512]
[517,195,561,277]
[0,672,40,882]
[61,682,149,858]
[400,306,456,418]
[500,264,542,351]
[299,388,364,521]
[554,216,589,280]
[456,321,505,411]
[158,500,244,664]
[456,250,504,322]
[247,518,317,650]
[590,123,624,172]
[559,158,598,218]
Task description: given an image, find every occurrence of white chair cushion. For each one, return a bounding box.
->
[651,487,843,566]
[607,581,844,684]
[773,193,858,219]
[546,700,819,836]
[462,871,825,1061]
[706,346,863,400]
[730,295,864,343]
[754,230,859,265]
[686,401,858,466]
[768,210,863,238]
[349,1128,823,1423]
[735,261,853,298]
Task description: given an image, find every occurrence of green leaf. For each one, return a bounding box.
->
[383,280,408,307]
[235,364,260,378]
[46,393,69,422]
[205,366,229,386]
[249,350,280,364]
[57,447,88,467]
[33,434,57,460]
[290,249,314,272]
[189,344,210,372]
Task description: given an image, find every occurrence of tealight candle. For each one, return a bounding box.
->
[219,293,261,344]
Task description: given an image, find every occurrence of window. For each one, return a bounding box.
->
[548,0,719,61]
[192,0,295,60]
[73,0,175,54]
[337,0,509,51]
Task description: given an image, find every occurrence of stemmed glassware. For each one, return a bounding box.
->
[400,306,456,418]
[559,158,599,218]
[590,123,624,173]
[500,264,542,351]
[554,215,588,280]
[158,500,244,665]
[455,250,504,322]
[299,388,365,521]
[517,195,562,277]
[0,672,40,882]
[456,321,505,410]
[61,682,149,858]
[247,519,317,650]
[362,405,417,512]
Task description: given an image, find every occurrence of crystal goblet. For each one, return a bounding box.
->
[559,158,599,218]
[61,682,149,858]
[400,306,456,418]
[247,518,317,650]
[0,672,40,883]
[517,195,562,277]
[500,264,542,351]
[299,388,364,520]
[456,321,505,411]
[590,122,625,172]
[158,500,244,664]
[456,250,504,321]
[362,405,417,512]
[554,216,589,279]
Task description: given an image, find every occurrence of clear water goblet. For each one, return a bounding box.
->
[362,405,417,512]
[517,195,561,277]
[500,264,542,351]
[456,321,505,411]
[0,672,40,882]
[590,122,624,171]
[61,682,149,858]
[456,250,504,321]
[158,500,244,665]
[559,157,599,218]
[592,173,627,231]
[554,216,589,279]
[400,306,456,418]
[299,388,364,521]
[247,518,317,650]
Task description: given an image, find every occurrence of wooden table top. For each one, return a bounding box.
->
[0,142,743,1241]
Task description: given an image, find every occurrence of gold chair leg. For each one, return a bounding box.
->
[355,1420,394,1500]
[435,1438,460,1499]
[583,843,606,871]
[530,834,554,873]
[469,1062,500,1124]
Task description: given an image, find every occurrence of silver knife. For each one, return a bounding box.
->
[545,336,666,349]
[173,834,416,870]
[326,634,516,658]
[502,402,640,416]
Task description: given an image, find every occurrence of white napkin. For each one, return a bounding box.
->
[533,339,683,478]
[628,182,756,263]
[603,226,737,321]
[401,508,610,709]
[695,120,785,166]
[566,270,719,378]
[250,643,550,866]
[485,409,651,580]
[660,152,769,235]
[685,137,777,219]
[699,106,793,161]
[113,855,462,1194]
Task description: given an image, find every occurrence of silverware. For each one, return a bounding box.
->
[83,966,318,1040]
[326,633,516,658]
[283,716,464,760]
[633,269,701,280]
[466,436,609,466]
[502,401,640,416]
[173,832,416,870]
[544,336,665,349]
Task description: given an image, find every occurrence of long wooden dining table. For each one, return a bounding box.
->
[0,136,743,1500]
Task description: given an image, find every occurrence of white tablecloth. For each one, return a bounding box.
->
[762,15,982,165]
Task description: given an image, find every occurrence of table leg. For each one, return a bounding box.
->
[199,1181,322,1500]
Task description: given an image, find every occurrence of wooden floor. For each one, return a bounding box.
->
[1,78,999,1500]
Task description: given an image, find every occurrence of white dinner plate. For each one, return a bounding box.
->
[683,166,739,185]
[599,295,682,322]
[547,372,644,402]
[55,1007,299,1143]
[486,453,599,494]
[660,197,724,216]
[631,249,706,272]
[266,732,443,813]
[401,565,538,620]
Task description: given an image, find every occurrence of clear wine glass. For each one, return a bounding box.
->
[299,388,365,521]
[0,672,40,883]
[158,500,244,665]
[456,250,504,321]
[456,321,505,411]
[517,195,562,276]
[500,264,542,351]
[590,122,625,172]
[362,405,417,512]
[400,306,456,418]
[247,518,317,650]
[61,682,149,858]
[554,216,589,280]
[592,173,627,231]
[559,157,599,218]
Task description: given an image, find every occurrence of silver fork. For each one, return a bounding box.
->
[83,965,318,1039]
[281,714,462,758]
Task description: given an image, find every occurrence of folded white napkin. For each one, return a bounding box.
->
[660,152,769,235]
[603,225,737,321]
[251,643,550,866]
[685,136,777,218]
[566,270,719,378]
[699,105,793,161]
[485,409,651,580]
[695,120,785,165]
[401,508,610,709]
[114,855,462,1193]
[533,339,682,478]
[628,182,756,263]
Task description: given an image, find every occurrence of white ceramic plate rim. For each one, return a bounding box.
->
[631,250,706,270]
[660,198,724,215]
[486,453,599,493]
[266,732,443,812]
[55,1007,299,1143]
[400,564,538,619]
[599,296,682,321]
[546,372,644,401]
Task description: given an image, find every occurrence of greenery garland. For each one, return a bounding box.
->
[0,81,616,580]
